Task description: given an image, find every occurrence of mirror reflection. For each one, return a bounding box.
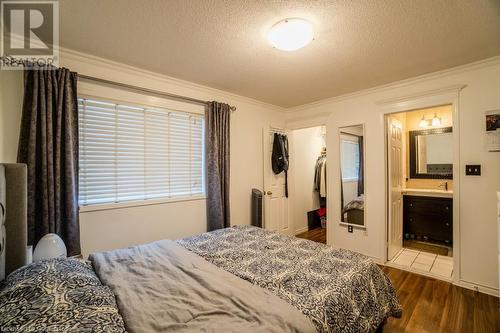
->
[410,127,453,178]
[339,124,365,227]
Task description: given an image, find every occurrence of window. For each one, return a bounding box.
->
[340,137,359,181]
[78,98,204,206]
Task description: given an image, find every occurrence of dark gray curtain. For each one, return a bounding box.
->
[357,136,364,196]
[17,67,80,256]
[206,101,231,231]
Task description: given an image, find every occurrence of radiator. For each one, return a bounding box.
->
[251,189,263,228]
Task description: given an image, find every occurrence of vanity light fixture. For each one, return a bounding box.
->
[267,18,314,51]
[419,113,442,128]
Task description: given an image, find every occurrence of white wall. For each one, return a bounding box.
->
[79,198,207,257]
[290,126,324,233]
[286,57,500,295]
[0,71,23,163]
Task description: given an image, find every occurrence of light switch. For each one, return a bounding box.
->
[465,164,481,176]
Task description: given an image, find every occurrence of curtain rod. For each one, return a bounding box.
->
[77,74,237,112]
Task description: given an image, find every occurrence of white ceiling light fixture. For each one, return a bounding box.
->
[267,18,314,51]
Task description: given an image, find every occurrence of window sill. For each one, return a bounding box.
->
[342,178,359,183]
[79,195,206,213]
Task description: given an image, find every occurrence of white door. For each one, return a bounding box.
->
[387,117,403,260]
[262,127,291,235]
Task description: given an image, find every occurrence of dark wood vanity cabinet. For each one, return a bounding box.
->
[403,195,452,245]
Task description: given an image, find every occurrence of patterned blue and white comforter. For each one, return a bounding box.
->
[178,226,402,333]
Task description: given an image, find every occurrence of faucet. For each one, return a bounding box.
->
[438,182,448,191]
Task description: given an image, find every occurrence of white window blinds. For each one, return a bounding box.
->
[78,98,205,206]
[340,138,360,181]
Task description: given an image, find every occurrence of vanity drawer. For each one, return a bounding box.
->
[403,195,453,244]
[404,196,452,217]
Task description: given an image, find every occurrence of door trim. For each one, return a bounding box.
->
[379,84,465,284]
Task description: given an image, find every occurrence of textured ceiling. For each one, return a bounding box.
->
[60,0,500,108]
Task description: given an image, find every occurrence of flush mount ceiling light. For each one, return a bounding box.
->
[267,18,314,51]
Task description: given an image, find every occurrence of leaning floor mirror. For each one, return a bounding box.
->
[339,124,366,228]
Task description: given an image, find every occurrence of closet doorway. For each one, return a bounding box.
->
[290,125,327,244]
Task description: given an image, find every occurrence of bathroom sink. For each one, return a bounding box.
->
[402,188,453,198]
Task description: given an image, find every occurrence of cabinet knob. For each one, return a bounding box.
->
[409,203,413,207]
[445,206,449,210]
[409,218,413,222]
[267,191,272,195]
[446,223,450,227]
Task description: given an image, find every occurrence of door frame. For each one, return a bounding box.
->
[379,85,465,284]
[280,124,328,240]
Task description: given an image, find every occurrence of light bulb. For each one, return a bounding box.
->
[419,116,427,128]
[432,114,441,127]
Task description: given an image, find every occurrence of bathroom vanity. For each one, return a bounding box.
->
[403,191,453,245]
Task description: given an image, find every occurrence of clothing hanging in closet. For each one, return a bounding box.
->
[271,133,289,197]
[314,154,327,199]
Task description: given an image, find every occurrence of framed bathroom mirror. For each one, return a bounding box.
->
[339,124,365,228]
[409,127,453,179]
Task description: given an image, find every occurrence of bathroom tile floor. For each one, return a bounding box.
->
[390,248,453,280]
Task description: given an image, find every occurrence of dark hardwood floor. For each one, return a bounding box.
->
[296,227,326,243]
[295,229,499,332]
[381,266,499,333]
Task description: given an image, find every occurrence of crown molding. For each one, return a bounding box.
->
[286,55,500,114]
[376,84,467,106]
[285,112,330,129]
[59,47,286,113]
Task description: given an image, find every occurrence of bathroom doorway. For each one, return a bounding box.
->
[385,105,455,281]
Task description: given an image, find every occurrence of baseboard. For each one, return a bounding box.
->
[294,227,308,235]
[456,279,499,297]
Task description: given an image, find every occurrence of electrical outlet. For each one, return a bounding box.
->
[465,164,481,176]
[348,225,353,233]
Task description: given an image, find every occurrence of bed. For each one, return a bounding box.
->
[343,195,365,226]
[0,164,401,333]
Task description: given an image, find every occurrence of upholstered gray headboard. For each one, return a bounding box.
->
[0,163,28,280]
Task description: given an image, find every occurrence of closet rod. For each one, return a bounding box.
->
[78,74,237,112]
[269,126,287,134]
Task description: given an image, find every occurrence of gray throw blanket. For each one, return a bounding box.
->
[90,240,316,333]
